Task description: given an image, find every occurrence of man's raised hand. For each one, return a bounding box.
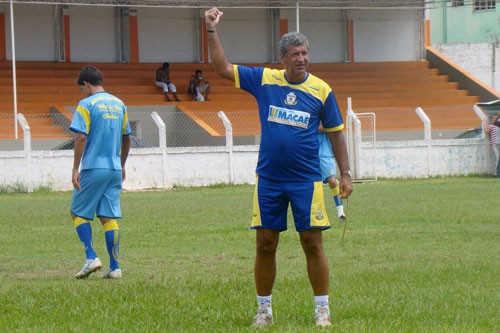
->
[205,7,223,28]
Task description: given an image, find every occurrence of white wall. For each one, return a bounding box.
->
[2,3,55,61]
[69,6,116,62]
[283,8,422,62]
[0,5,423,63]
[360,138,494,178]
[0,146,259,191]
[215,8,272,63]
[0,138,494,192]
[284,8,346,63]
[137,7,199,63]
[432,43,500,93]
[350,9,422,62]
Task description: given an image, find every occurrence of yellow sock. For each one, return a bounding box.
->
[330,186,339,197]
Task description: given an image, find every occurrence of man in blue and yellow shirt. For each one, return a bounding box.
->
[70,66,131,280]
[206,7,353,328]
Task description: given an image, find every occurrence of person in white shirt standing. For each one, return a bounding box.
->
[484,112,500,177]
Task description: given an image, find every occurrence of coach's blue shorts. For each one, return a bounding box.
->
[71,169,123,221]
[251,175,331,232]
[319,155,337,183]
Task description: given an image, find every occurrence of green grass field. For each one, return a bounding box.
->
[0,177,499,332]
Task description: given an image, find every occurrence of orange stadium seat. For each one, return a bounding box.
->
[0,60,480,139]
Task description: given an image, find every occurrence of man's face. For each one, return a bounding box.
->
[281,44,309,80]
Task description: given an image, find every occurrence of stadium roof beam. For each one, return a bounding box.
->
[0,0,443,9]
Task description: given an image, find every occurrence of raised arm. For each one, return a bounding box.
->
[205,7,235,82]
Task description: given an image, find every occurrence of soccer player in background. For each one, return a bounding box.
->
[318,128,346,221]
[70,66,131,279]
[205,7,353,328]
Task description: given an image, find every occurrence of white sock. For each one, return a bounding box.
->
[257,295,272,314]
[337,205,345,217]
[314,295,329,312]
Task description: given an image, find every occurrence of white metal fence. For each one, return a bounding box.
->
[0,103,495,191]
[344,102,489,181]
[0,109,262,151]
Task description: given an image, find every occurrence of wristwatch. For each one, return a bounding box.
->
[341,170,352,178]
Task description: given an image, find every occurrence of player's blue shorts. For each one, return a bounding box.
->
[251,175,331,232]
[320,155,337,183]
[71,169,123,220]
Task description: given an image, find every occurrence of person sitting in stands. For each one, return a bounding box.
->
[155,62,181,102]
[188,69,210,101]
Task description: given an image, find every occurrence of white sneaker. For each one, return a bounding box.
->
[315,306,332,327]
[75,258,102,279]
[252,308,273,328]
[102,268,122,279]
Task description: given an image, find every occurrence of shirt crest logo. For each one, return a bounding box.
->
[285,92,297,106]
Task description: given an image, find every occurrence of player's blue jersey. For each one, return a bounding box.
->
[318,132,334,158]
[234,65,344,181]
[70,91,132,171]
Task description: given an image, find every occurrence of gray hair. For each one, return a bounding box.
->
[279,32,309,56]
